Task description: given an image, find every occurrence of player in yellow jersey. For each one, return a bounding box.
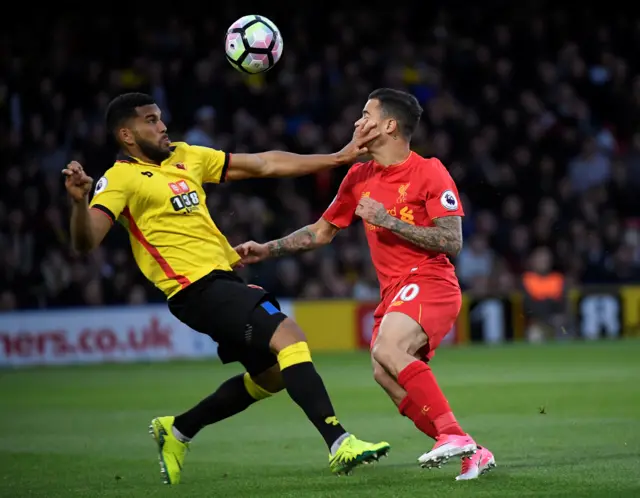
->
[62,93,389,484]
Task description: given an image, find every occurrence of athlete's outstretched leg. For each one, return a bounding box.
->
[150,364,283,485]
[269,316,390,474]
[173,364,284,440]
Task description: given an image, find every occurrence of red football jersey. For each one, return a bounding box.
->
[323,152,464,298]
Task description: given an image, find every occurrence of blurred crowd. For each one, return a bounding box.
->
[1,3,640,311]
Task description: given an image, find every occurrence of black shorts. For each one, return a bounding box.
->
[168,270,287,375]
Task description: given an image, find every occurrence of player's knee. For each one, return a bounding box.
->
[371,338,401,372]
[269,318,308,354]
[251,364,285,394]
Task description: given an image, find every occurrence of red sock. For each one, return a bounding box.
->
[398,396,438,440]
[397,360,465,436]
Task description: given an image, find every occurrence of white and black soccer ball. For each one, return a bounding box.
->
[225,15,283,74]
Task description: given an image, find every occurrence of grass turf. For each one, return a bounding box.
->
[1,340,639,497]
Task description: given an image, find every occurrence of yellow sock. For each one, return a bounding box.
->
[277,341,312,370]
[243,373,274,401]
[276,341,346,449]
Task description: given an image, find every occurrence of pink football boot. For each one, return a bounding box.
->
[456,446,496,480]
[418,433,477,469]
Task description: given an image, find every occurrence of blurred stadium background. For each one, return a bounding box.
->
[1,3,639,497]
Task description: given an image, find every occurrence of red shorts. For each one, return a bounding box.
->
[370,277,461,360]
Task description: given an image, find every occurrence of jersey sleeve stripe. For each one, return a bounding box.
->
[220,153,231,183]
[91,205,116,225]
[122,208,191,289]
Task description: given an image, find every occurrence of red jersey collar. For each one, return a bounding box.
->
[373,151,415,172]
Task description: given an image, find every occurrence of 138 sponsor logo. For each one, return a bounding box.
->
[168,181,200,213]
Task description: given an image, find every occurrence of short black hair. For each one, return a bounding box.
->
[369,88,423,139]
[105,93,156,136]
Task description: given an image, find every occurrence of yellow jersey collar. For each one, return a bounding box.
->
[116,145,177,167]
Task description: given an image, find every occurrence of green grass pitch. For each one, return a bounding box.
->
[2,340,639,497]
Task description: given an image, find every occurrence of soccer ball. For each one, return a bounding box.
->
[225,15,283,74]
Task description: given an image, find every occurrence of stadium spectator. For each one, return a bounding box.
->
[521,247,569,342]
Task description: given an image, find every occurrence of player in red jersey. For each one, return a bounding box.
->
[235,88,495,480]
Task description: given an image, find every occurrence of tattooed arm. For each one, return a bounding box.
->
[267,218,340,257]
[355,196,463,256]
[383,216,463,257]
[235,218,340,264]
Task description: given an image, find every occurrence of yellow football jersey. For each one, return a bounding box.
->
[89,142,240,298]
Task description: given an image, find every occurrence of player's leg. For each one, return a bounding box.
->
[369,320,438,441]
[372,343,488,472]
[373,311,466,438]
[372,356,438,440]
[149,276,286,485]
[260,312,390,474]
[149,352,283,485]
[171,353,284,442]
[372,310,476,467]
[372,357,405,406]
[396,306,497,479]
[372,287,496,477]
[159,273,387,479]
[374,354,495,481]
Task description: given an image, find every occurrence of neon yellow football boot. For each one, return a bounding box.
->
[149,416,189,485]
[329,434,390,475]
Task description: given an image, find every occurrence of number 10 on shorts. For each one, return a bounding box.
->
[391,283,420,304]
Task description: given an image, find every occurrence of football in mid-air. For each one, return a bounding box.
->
[225,15,283,74]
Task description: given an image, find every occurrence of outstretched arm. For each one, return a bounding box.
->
[225,121,378,181]
[234,218,341,264]
[266,218,341,257]
[227,152,340,181]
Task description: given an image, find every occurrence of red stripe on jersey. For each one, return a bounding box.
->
[90,206,115,225]
[122,207,191,289]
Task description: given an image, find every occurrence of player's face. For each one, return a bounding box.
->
[129,104,172,162]
[356,99,396,148]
